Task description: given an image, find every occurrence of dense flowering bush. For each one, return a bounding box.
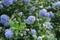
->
[0,0,60,40]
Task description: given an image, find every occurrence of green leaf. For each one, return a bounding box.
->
[19,23,26,30]
[47,34,56,40]
[9,20,16,30]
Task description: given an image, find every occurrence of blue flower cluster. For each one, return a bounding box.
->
[24,0,30,4]
[30,29,36,35]
[47,6,51,9]
[39,9,47,17]
[49,12,55,19]
[13,0,17,3]
[0,14,10,27]
[5,29,14,39]
[26,16,35,24]
[2,0,17,6]
[52,1,60,8]
[0,5,3,10]
[39,9,55,19]
[29,6,35,13]
[44,12,50,17]
[4,22,10,27]
[2,0,13,6]
[43,22,53,29]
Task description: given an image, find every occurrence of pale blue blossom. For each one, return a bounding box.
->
[26,16,35,24]
[2,0,13,6]
[5,30,14,38]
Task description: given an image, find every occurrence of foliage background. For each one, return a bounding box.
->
[0,0,60,40]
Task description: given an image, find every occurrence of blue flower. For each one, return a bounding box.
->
[44,12,50,17]
[0,16,1,23]
[30,29,36,35]
[44,22,53,29]
[39,9,47,17]
[5,30,14,39]
[13,0,17,2]
[49,12,55,19]
[44,22,51,26]
[2,0,13,6]
[24,0,30,4]
[0,5,3,10]
[29,6,35,13]
[47,6,51,9]
[0,14,10,24]
[26,16,35,24]
[39,9,54,18]
[4,22,10,27]
[52,1,60,8]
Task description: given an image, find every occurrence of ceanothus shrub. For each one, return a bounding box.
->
[0,0,59,40]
